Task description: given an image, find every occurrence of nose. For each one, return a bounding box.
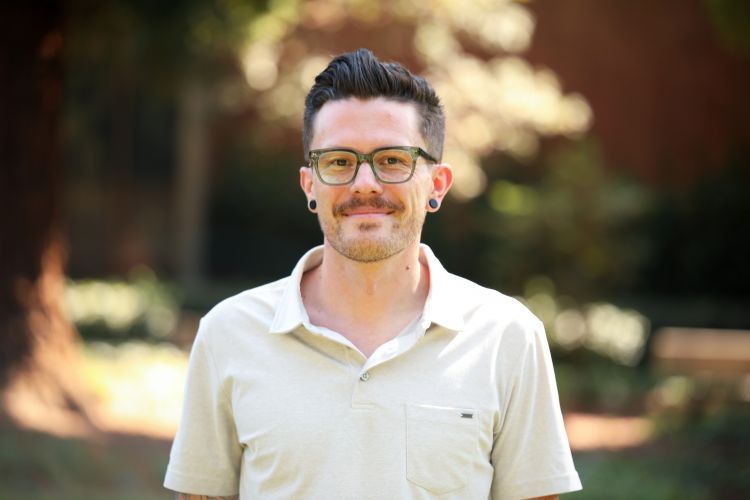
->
[350,160,383,194]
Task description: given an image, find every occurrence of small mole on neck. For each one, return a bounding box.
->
[406,266,411,271]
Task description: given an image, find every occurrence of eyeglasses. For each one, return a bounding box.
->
[308,146,438,185]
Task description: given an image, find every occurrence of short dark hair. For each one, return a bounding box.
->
[303,48,445,161]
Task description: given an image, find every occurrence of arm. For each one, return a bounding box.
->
[177,495,239,500]
[164,324,242,495]
[490,318,581,499]
[529,496,559,500]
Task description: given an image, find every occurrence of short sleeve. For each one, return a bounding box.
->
[164,319,242,496]
[490,320,582,499]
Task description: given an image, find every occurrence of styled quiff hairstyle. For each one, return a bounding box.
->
[303,48,445,161]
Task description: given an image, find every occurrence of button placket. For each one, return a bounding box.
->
[352,368,375,408]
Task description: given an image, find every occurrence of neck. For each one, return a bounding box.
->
[302,241,429,327]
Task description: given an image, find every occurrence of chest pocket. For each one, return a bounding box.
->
[405,404,480,494]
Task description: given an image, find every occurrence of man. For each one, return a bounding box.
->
[164,48,582,499]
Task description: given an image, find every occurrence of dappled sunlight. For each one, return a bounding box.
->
[241,41,280,91]
[0,332,189,439]
[489,180,539,216]
[433,55,592,197]
[647,375,696,413]
[443,148,487,200]
[2,370,95,439]
[565,413,652,451]
[410,0,534,54]
[522,277,650,366]
[235,0,592,200]
[64,272,179,340]
[2,340,188,440]
[82,341,188,438]
[582,304,649,366]
[29,3,747,497]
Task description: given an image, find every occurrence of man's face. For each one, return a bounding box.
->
[301,97,441,263]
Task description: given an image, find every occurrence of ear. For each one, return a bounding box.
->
[300,166,316,205]
[427,163,453,211]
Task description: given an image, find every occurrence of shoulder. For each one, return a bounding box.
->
[442,272,544,352]
[448,272,541,328]
[424,244,539,332]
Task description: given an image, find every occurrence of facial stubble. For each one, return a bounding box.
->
[319,198,426,263]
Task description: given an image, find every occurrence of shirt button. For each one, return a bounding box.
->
[359,371,370,381]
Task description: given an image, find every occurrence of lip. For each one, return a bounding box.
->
[343,210,393,217]
[334,197,403,217]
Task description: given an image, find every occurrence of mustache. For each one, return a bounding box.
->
[333,197,404,216]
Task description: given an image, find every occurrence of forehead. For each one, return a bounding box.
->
[311,97,423,150]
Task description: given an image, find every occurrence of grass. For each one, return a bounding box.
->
[570,449,710,500]
[1,341,185,499]
[569,403,750,500]
[0,424,173,499]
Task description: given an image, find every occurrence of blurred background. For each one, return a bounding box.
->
[2,0,749,498]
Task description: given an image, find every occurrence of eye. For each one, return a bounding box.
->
[374,150,412,168]
[319,151,356,169]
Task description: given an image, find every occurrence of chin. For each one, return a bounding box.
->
[332,238,407,263]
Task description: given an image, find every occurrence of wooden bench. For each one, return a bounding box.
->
[650,327,750,375]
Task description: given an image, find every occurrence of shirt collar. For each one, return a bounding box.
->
[418,244,466,332]
[268,244,465,335]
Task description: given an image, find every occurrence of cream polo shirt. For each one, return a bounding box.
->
[164,245,582,499]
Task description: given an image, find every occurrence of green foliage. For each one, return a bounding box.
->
[555,354,657,413]
[705,0,750,55]
[654,404,750,498]
[65,268,181,342]
[519,276,650,367]
[571,450,711,500]
[475,140,655,299]
[565,377,749,499]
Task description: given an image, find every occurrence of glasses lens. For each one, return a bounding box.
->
[372,149,414,182]
[317,150,358,184]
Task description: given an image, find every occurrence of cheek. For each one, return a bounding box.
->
[408,176,432,205]
[401,191,428,216]
[314,187,343,210]
[411,190,427,206]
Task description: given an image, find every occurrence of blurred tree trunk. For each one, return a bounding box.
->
[174,78,210,291]
[0,2,97,434]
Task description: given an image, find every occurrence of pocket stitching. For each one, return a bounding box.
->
[405,404,479,494]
